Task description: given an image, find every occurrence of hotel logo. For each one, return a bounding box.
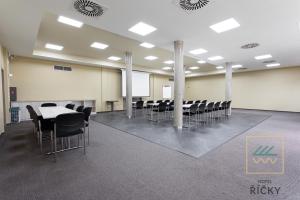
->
[246,136,284,175]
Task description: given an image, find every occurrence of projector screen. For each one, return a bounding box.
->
[122,70,150,97]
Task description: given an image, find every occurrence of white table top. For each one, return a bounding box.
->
[182,104,193,108]
[38,106,76,119]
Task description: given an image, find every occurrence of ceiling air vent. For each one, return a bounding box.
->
[74,0,106,17]
[173,0,211,13]
[263,60,276,64]
[241,43,260,49]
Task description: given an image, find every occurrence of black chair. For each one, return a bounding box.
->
[225,101,232,117]
[213,102,221,119]
[53,113,86,160]
[205,102,214,121]
[27,106,53,153]
[65,104,75,110]
[187,100,194,104]
[183,103,198,126]
[156,100,163,103]
[197,103,206,123]
[133,100,144,117]
[220,101,227,117]
[164,100,170,103]
[83,107,92,145]
[195,100,201,104]
[144,100,154,114]
[41,103,57,107]
[76,105,84,112]
[201,100,207,105]
[152,102,167,121]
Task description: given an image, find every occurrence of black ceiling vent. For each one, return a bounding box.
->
[179,0,210,11]
[74,0,105,17]
[263,60,276,64]
[241,43,260,49]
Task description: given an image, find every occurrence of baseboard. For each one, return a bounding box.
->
[233,108,300,114]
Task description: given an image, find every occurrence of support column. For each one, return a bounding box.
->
[125,52,133,119]
[173,40,185,129]
[225,62,232,115]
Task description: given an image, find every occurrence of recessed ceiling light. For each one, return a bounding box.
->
[189,66,200,70]
[216,66,224,69]
[9,73,13,77]
[90,42,109,50]
[208,56,224,61]
[189,48,208,55]
[57,16,83,28]
[164,60,174,64]
[232,64,243,69]
[162,66,172,70]
[185,70,192,74]
[108,56,121,61]
[145,56,158,61]
[210,18,240,33]
[140,42,155,48]
[266,63,280,67]
[45,43,64,51]
[197,60,206,64]
[255,54,272,60]
[129,22,157,36]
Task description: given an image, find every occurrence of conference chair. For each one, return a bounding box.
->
[26,105,39,142]
[41,103,57,107]
[156,100,163,103]
[213,102,221,119]
[65,104,75,110]
[166,101,174,119]
[197,103,206,123]
[220,101,227,117]
[201,100,207,105]
[195,100,201,104]
[225,101,232,117]
[53,113,86,161]
[152,102,167,122]
[187,100,194,104]
[205,102,214,122]
[183,103,198,127]
[76,105,84,112]
[82,107,92,145]
[144,100,154,114]
[133,100,144,117]
[164,100,170,103]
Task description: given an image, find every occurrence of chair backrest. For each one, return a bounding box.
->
[190,104,198,114]
[26,105,34,119]
[136,101,144,109]
[82,107,92,122]
[65,104,75,110]
[76,105,84,112]
[206,102,214,111]
[198,103,206,112]
[156,100,163,103]
[226,101,232,109]
[164,100,170,103]
[195,100,201,104]
[214,102,221,109]
[158,102,167,112]
[183,101,187,104]
[221,101,227,108]
[187,100,193,104]
[55,113,85,137]
[146,100,154,104]
[201,100,207,105]
[41,103,57,107]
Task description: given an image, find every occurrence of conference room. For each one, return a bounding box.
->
[0,0,299,200]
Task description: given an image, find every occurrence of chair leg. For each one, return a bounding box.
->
[40,131,43,153]
[83,128,86,155]
[87,125,90,145]
[54,135,57,162]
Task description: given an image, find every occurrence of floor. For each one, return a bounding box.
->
[92,110,270,157]
[0,109,300,200]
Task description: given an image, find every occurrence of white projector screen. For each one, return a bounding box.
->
[122,70,150,97]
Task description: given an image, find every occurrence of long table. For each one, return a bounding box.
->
[38,106,76,119]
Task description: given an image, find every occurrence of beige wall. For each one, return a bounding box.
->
[10,57,173,112]
[186,67,300,112]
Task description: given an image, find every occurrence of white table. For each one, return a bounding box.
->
[182,104,193,109]
[38,106,76,119]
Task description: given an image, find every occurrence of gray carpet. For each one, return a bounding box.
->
[92,110,270,157]
[0,109,300,200]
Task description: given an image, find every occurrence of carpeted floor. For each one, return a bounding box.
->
[92,110,270,157]
[0,109,300,200]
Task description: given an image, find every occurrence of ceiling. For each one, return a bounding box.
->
[1,0,300,76]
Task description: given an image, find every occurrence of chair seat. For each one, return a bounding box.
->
[183,112,196,116]
[56,129,83,138]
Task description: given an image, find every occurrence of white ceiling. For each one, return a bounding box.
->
[1,0,300,75]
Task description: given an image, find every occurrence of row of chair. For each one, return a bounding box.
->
[26,104,92,159]
[133,100,232,126]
